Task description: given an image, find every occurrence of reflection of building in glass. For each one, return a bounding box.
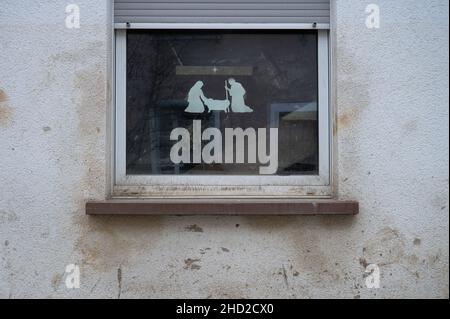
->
[269,103,318,174]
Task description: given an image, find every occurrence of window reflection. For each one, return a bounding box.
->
[126,30,318,175]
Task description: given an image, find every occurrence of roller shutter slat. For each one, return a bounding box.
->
[114,0,330,26]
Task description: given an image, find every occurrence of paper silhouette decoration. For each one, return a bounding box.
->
[184,81,207,113]
[184,79,253,114]
[226,78,253,113]
[205,98,230,113]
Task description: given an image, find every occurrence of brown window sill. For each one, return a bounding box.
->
[86,199,358,215]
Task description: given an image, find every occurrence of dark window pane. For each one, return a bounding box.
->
[126,30,318,175]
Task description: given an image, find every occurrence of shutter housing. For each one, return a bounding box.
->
[114,0,331,29]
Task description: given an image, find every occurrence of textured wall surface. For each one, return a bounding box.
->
[0,0,448,298]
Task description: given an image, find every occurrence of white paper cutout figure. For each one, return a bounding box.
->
[226,78,253,113]
[184,81,207,113]
[205,98,230,113]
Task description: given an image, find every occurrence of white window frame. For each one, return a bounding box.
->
[113,25,331,198]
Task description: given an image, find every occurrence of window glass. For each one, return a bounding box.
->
[126,30,318,175]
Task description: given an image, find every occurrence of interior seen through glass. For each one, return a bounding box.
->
[126,30,319,175]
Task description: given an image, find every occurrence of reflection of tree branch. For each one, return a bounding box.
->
[126,38,184,168]
[127,34,144,79]
[169,42,183,66]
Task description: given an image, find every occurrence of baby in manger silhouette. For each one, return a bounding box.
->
[184,79,253,114]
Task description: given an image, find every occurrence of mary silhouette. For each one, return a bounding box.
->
[184,81,207,113]
[225,78,253,113]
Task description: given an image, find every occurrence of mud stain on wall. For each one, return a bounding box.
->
[361,227,406,267]
[286,216,358,294]
[69,57,167,275]
[184,224,203,233]
[73,62,107,199]
[235,215,357,296]
[117,266,122,299]
[72,214,165,273]
[359,226,441,287]
[51,273,63,291]
[241,216,298,231]
[0,89,13,127]
[184,258,201,270]
[336,77,370,131]
[49,42,167,294]
[0,89,8,102]
[205,283,248,299]
[335,44,372,193]
[335,40,371,134]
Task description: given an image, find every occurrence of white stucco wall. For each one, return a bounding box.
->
[0,0,448,298]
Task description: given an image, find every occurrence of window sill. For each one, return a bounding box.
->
[86,199,358,215]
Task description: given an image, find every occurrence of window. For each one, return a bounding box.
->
[114,28,330,198]
[113,1,331,198]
